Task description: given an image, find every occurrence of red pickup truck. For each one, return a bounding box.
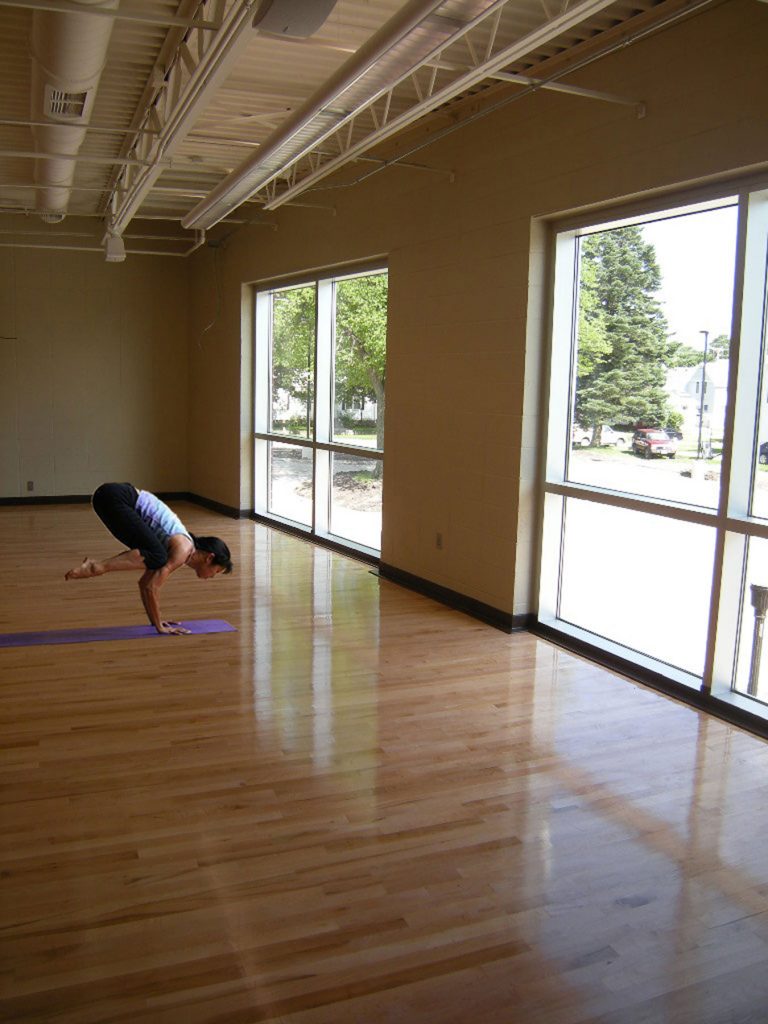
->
[632,429,678,459]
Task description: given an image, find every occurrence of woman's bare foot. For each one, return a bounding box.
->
[65,557,103,580]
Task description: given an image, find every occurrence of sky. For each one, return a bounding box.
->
[640,203,739,350]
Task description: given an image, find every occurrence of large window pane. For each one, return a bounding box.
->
[257,268,387,556]
[270,285,315,438]
[268,441,313,526]
[568,203,738,508]
[330,452,382,549]
[332,273,387,450]
[559,499,715,675]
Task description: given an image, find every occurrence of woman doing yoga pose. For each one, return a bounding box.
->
[65,483,232,635]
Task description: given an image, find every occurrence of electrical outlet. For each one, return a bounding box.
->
[26,480,34,492]
[436,531,443,550]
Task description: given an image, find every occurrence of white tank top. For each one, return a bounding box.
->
[135,490,193,548]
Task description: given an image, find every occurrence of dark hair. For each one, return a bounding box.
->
[191,535,233,574]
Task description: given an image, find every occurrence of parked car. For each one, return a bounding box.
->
[664,426,684,441]
[571,424,630,448]
[632,428,678,459]
[601,426,631,448]
[759,441,768,465]
[571,425,593,447]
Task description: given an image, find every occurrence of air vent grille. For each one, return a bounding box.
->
[46,87,90,120]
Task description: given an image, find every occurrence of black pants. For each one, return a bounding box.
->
[92,483,168,570]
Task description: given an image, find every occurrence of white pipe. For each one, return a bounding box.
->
[2,148,157,167]
[30,0,120,218]
[0,242,188,255]
[3,0,218,29]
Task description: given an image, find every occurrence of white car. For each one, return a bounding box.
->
[571,425,630,448]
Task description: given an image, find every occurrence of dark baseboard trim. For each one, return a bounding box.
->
[0,494,91,506]
[249,512,380,566]
[378,562,530,633]
[180,492,249,519]
[0,491,247,519]
[532,621,768,742]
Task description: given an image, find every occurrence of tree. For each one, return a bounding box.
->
[667,341,704,368]
[575,226,675,444]
[666,333,730,367]
[710,334,730,360]
[270,276,388,462]
[272,285,315,431]
[576,257,611,377]
[334,274,387,453]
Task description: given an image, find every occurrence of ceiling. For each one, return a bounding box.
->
[0,0,716,258]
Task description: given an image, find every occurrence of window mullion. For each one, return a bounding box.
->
[724,191,768,518]
[254,290,271,434]
[315,279,333,444]
[546,230,578,484]
[710,189,768,698]
[253,290,272,516]
[314,279,333,536]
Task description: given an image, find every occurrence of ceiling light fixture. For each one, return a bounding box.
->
[104,232,126,262]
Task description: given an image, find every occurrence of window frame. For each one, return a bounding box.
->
[254,262,387,557]
[539,179,768,720]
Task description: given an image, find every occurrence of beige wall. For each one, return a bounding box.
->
[0,236,189,498]
[188,1,768,617]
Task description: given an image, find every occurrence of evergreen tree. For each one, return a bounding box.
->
[575,226,674,444]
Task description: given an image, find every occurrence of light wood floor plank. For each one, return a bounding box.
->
[2,502,768,1022]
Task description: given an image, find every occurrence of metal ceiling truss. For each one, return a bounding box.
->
[106,0,256,236]
[259,0,634,210]
[182,0,637,225]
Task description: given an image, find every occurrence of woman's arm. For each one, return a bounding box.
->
[138,536,194,635]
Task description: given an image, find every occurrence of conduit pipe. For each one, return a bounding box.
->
[29,0,119,221]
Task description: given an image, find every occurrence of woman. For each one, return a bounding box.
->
[65,483,233,635]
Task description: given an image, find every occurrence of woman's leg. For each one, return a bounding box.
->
[65,483,167,579]
[65,548,146,579]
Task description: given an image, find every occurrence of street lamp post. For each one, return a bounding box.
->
[697,329,709,459]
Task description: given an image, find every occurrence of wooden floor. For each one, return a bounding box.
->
[3,503,768,1023]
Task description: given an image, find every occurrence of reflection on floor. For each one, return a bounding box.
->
[2,503,768,1023]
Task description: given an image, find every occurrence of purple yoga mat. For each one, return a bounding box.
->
[0,619,237,649]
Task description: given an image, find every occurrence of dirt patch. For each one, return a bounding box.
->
[297,472,382,511]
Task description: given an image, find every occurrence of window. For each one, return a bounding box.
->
[255,267,387,554]
[541,186,768,721]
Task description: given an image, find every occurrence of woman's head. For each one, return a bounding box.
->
[191,535,233,575]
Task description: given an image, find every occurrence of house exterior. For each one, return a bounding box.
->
[665,360,730,445]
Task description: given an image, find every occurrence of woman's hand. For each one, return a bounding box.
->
[157,621,191,636]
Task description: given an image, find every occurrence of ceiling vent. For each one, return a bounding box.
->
[45,84,92,122]
[253,0,338,39]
